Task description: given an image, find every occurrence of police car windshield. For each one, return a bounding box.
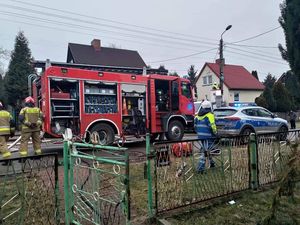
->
[214,108,237,117]
[194,102,201,112]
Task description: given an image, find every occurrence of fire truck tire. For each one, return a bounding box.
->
[90,123,115,145]
[166,120,184,141]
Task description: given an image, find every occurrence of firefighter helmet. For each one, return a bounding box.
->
[201,100,212,109]
[25,96,35,104]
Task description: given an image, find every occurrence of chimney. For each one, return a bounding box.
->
[91,39,101,51]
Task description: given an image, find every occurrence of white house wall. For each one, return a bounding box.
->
[228,90,263,102]
[196,65,263,104]
[196,65,229,101]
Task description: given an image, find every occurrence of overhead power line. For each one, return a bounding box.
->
[4,0,218,43]
[151,26,284,64]
[227,43,278,49]
[0,16,212,54]
[230,26,281,44]
[149,47,218,63]
[226,49,288,66]
[226,46,283,61]
[0,10,218,51]
[1,0,287,68]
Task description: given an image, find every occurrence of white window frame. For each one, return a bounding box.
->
[208,75,212,85]
[203,76,208,85]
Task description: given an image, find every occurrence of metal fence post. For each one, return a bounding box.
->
[125,151,131,225]
[63,140,70,225]
[146,132,154,219]
[54,154,60,224]
[249,133,258,190]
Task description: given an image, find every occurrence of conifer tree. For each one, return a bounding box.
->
[186,65,198,97]
[279,0,300,80]
[272,81,291,112]
[4,31,34,108]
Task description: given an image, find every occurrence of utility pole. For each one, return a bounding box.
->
[219,25,232,104]
[219,38,224,95]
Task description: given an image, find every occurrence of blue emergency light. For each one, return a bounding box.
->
[229,102,257,107]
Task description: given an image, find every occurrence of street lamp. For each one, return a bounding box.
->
[219,25,232,101]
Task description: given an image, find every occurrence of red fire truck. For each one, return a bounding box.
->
[32,61,195,144]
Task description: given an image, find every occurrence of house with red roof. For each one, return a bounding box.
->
[195,61,265,105]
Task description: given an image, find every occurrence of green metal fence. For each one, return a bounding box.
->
[257,130,300,186]
[149,130,300,216]
[63,140,130,225]
[0,154,59,225]
[151,136,250,214]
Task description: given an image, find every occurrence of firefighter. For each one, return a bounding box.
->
[19,97,43,156]
[0,101,15,158]
[194,100,217,173]
[212,82,219,90]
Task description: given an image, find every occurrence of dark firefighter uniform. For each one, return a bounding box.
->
[194,101,217,172]
[0,104,15,158]
[19,97,43,156]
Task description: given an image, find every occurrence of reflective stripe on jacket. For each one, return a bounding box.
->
[0,110,12,135]
[194,112,217,138]
[20,107,43,132]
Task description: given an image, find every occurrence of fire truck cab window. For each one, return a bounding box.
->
[181,82,192,99]
[84,81,118,114]
[171,81,179,110]
[155,80,170,111]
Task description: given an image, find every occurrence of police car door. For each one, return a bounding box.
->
[256,108,278,133]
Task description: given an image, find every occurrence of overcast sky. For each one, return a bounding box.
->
[0,0,290,81]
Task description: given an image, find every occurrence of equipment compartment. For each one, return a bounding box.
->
[84,81,118,114]
[49,78,80,135]
[121,84,146,136]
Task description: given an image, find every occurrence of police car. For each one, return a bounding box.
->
[214,106,289,137]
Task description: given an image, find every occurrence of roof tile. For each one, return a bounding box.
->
[68,43,146,68]
[207,63,265,90]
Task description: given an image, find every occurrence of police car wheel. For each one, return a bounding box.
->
[277,125,288,141]
[240,127,254,144]
[166,120,184,141]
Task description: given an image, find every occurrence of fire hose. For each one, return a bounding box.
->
[7,131,47,152]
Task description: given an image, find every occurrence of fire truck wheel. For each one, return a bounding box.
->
[166,120,184,141]
[90,123,115,145]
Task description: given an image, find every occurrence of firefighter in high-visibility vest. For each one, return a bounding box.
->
[194,100,217,173]
[212,82,219,90]
[0,101,15,158]
[19,97,43,156]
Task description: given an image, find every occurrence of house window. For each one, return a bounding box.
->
[234,92,239,101]
[203,76,208,85]
[202,75,212,86]
[208,75,212,84]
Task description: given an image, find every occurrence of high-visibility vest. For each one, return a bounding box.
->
[0,110,12,135]
[20,107,43,132]
[194,112,217,138]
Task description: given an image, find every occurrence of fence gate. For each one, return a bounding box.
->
[0,154,59,225]
[63,140,130,225]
